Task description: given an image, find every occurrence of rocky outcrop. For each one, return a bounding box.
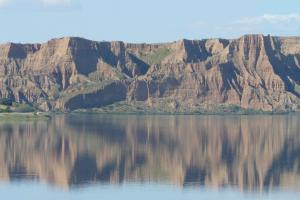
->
[1,34,300,112]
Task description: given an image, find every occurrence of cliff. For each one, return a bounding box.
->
[1,34,300,112]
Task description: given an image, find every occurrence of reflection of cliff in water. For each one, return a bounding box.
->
[0,115,300,191]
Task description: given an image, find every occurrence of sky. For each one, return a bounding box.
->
[0,0,300,43]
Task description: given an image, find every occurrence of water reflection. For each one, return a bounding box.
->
[0,114,300,192]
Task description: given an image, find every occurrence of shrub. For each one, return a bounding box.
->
[13,104,36,113]
[0,98,13,106]
[0,106,11,113]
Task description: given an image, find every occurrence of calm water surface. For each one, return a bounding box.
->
[0,114,300,199]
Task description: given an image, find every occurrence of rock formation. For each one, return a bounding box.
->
[1,34,300,112]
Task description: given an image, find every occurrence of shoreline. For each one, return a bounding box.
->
[70,110,299,116]
[0,110,299,118]
[70,113,299,116]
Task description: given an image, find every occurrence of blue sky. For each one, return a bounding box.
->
[0,0,299,43]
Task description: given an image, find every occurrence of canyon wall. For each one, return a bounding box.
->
[1,35,300,112]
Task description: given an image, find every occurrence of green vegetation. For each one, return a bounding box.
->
[12,103,36,113]
[74,101,159,114]
[58,80,115,102]
[0,98,37,113]
[193,105,271,115]
[73,101,178,114]
[0,105,11,113]
[0,98,13,106]
[73,101,289,115]
[0,112,51,121]
[293,82,300,96]
[140,47,172,65]
[0,98,13,113]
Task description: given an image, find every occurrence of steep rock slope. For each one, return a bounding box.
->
[0,34,300,112]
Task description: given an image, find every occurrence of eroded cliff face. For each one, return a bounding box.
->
[1,34,300,112]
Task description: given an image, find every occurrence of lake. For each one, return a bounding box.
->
[0,114,300,200]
